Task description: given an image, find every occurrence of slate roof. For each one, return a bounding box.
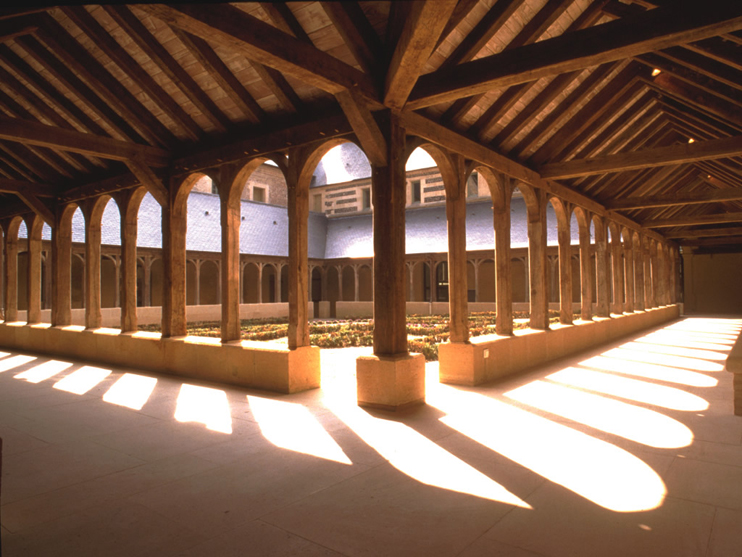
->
[21,192,582,260]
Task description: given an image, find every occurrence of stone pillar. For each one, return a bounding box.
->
[610,228,623,315]
[473,260,480,303]
[321,267,328,301]
[83,203,102,329]
[26,215,43,324]
[162,182,187,337]
[428,260,436,302]
[623,234,634,313]
[634,235,645,312]
[353,264,360,302]
[256,262,263,303]
[220,165,242,342]
[445,154,469,344]
[52,209,72,326]
[493,178,512,335]
[528,189,549,330]
[335,265,343,302]
[556,204,573,325]
[3,220,20,322]
[594,218,610,318]
[577,212,592,321]
[286,150,310,350]
[273,263,282,303]
[357,112,424,410]
[407,262,415,301]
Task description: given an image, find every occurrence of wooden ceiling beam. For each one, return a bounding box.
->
[0,14,38,42]
[16,191,53,225]
[0,141,57,183]
[643,211,742,228]
[137,4,376,102]
[36,16,176,147]
[407,2,742,109]
[540,134,742,179]
[608,188,742,210]
[384,0,457,110]
[665,226,742,239]
[0,178,58,198]
[259,3,312,43]
[335,88,387,167]
[684,38,742,73]
[61,6,205,140]
[320,2,384,77]
[125,159,167,206]
[0,117,170,167]
[657,46,742,93]
[59,173,140,204]
[681,236,742,247]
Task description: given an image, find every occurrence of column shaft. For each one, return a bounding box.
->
[26,220,42,324]
[494,200,512,335]
[557,213,573,325]
[52,214,72,326]
[445,155,469,343]
[287,155,310,350]
[528,192,549,330]
[3,227,18,322]
[85,219,102,329]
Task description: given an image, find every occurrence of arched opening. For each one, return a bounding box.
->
[478,259,495,302]
[186,260,198,306]
[262,264,277,303]
[200,259,220,305]
[466,261,476,302]
[341,265,355,301]
[326,266,340,303]
[100,255,118,308]
[358,264,372,301]
[243,262,259,303]
[150,258,163,307]
[511,257,527,303]
[71,254,85,309]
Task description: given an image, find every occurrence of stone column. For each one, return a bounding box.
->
[407,261,415,301]
[473,260,481,303]
[83,204,102,329]
[594,218,610,318]
[493,179,512,335]
[321,267,328,302]
[577,212,592,321]
[273,263,283,303]
[162,183,187,337]
[286,150,310,350]
[353,264,360,302]
[634,235,645,312]
[256,262,263,303]
[623,234,634,313]
[428,260,436,302]
[192,260,201,306]
[26,215,43,324]
[3,220,20,322]
[52,209,72,326]
[610,228,623,315]
[445,154,469,344]
[556,205,573,325]
[335,265,343,302]
[528,189,549,330]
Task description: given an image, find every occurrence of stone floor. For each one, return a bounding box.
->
[1,315,742,557]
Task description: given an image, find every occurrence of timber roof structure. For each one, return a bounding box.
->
[1,1,742,252]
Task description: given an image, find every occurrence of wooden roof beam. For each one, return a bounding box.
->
[540,134,742,179]
[407,2,742,109]
[643,211,742,228]
[335,88,387,167]
[137,4,377,102]
[320,2,384,77]
[0,178,57,198]
[665,226,742,239]
[0,14,38,42]
[17,191,53,225]
[0,117,170,168]
[384,0,458,110]
[608,188,742,210]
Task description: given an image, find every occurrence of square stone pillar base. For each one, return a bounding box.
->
[439,341,483,386]
[356,352,425,410]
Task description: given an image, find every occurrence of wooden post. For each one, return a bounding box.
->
[256,263,263,303]
[610,227,623,315]
[25,215,43,324]
[493,176,512,335]
[577,211,592,321]
[287,148,310,350]
[3,219,20,322]
[528,189,549,330]
[162,180,187,337]
[634,235,645,312]
[556,202,573,325]
[143,256,152,307]
[649,241,658,308]
[445,153,469,343]
[623,234,634,313]
[371,112,408,356]
[219,165,242,343]
[117,190,141,333]
[594,217,610,318]
[82,202,102,329]
[52,208,72,326]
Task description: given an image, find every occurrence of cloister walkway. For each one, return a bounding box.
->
[1,316,741,557]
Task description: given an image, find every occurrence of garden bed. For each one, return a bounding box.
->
[140,311,567,361]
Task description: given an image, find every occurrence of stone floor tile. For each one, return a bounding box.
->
[706,507,742,557]
[664,457,742,511]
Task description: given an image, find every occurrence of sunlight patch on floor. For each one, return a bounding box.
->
[620,340,729,362]
[602,347,724,372]
[174,384,232,434]
[248,396,351,465]
[505,380,694,449]
[0,351,10,359]
[103,373,158,410]
[52,365,111,395]
[429,386,666,513]
[13,360,73,383]
[0,354,36,373]
[578,355,717,387]
[547,367,709,412]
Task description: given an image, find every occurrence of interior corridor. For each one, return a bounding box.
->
[1,316,741,557]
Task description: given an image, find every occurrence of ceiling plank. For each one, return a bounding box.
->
[540,134,742,179]
[665,226,742,239]
[0,117,170,167]
[384,0,458,109]
[58,173,140,204]
[407,2,742,109]
[321,2,384,76]
[643,211,742,228]
[608,188,742,210]
[136,4,376,102]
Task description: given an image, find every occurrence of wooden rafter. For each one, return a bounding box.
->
[407,2,742,109]
[335,88,387,167]
[643,211,742,228]
[665,226,742,239]
[320,2,383,77]
[16,191,53,225]
[0,178,57,198]
[608,188,742,210]
[540,134,742,179]
[136,4,376,101]
[0,117,170,167]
